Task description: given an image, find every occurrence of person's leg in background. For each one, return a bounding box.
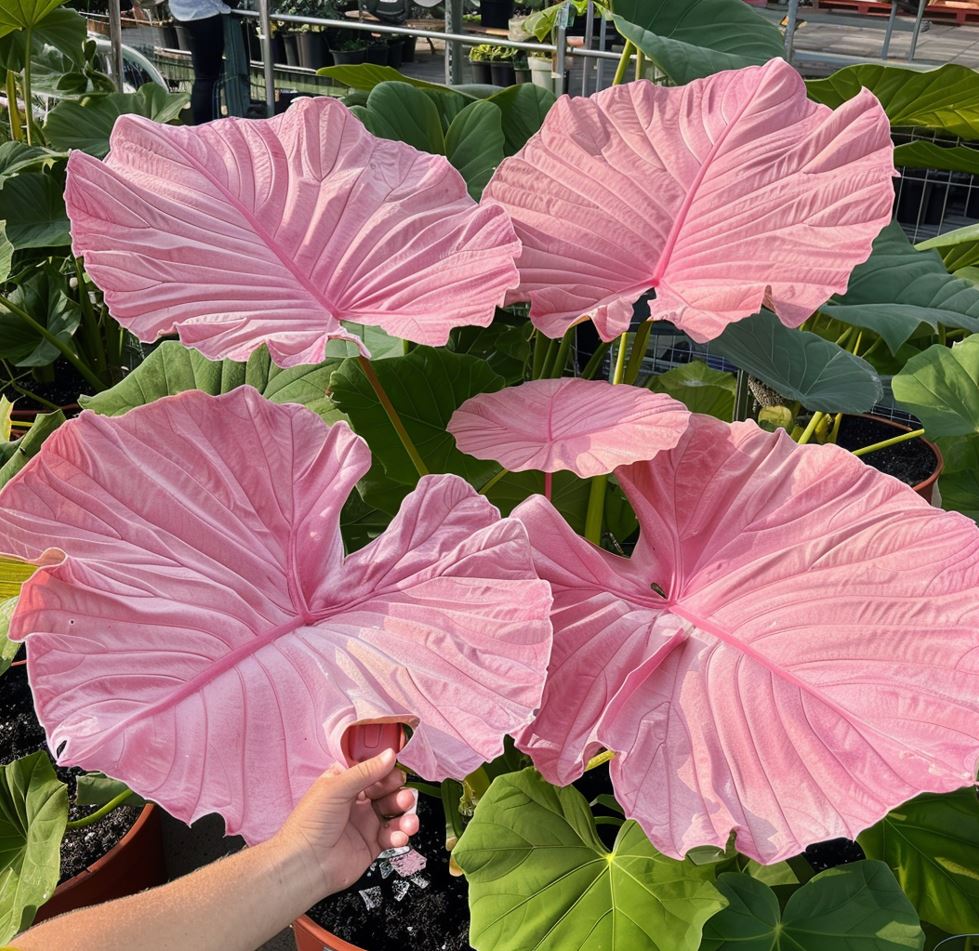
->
[184,13,225,124]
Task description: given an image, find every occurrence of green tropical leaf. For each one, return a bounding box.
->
[916,222,979,274]
[318,62,475,98]
[807,64,979,139]
[455,768,726,951]
[329,347,505,487]
[858,789,979,934]
[0,595,20,675]
[612,0,782,85]
[935,434,979,522]
[447,317,532,383]
[0,0,67,36]
[358,81,445,155]
[79,340,344,424]
[820,222,979,353]
[0,172,69,249]
[0,409,65,489]
[487,83,555,155]
[523,0,593,40]
[647,360,736,420]
[44,83,188,158]
[0,143,55,182]
[444,99,505,200]
[0,267,80,367]
[894,141,979,177]
[709,310,882,413]
[0,6,84,71]
[702,862,924,951]
[0,752,68,944]
[74,773,145,808]
[891,335,979,437]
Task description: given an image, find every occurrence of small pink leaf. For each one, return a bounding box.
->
[65,98,520,367]
[447,378,690,477]
[484,59,895,342]
[515,415,979,863]
[0,388,552,843]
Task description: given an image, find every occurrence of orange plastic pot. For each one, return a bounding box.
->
[293,914,367,951]
[851,414,943,503]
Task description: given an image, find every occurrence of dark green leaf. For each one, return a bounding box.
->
[0,172,69,249]
[447,317,532,383]
[710,310,882,413]
[0,0,68,36]
[935,434,979,522]
[455,768,726,951]
[339,489,391,553]
[329,347,505,486]
[612,0,782,85]
[917,222,979,274]
[74,773,145,808]
[892,336,979,437]
[359,81,445,155]
[894,141,979,177]
[44,83,188,158]
[807,64,979,139]
[0,752,68,944]
[858,789,979,934]
[0,6,84,71]
[647,360,736,420]
[444,99,505,200]
[0,267,80,366]
[0,595,20,675]
[703,862,924,951]
[318,63,474,98]
[0,143,55,182]
[487,83,555,155]
[821,222,979,353]
[0,408,65,489]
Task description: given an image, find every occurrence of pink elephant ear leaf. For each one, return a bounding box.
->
[485,58,895,342]
[516,415,979,863]
[447,378,691,477]
[0,389,552,844]
[66,99,520,367]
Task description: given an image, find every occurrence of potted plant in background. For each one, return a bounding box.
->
[489,44,517,86]
[468,43,493,84]
[328,30,366,64]
[365,33,389,64]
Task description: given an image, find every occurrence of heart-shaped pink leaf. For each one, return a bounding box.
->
[447,378,690,476]
[0,388,552,843]
[515,415,979,863]
[65,98,520,367]
[484,59,895,342]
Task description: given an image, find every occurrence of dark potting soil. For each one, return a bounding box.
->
[307,794,473,951]
[2,359,89,412]
[836,415,936,488]
[0,663,139,884]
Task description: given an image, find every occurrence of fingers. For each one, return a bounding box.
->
[363,767,407,802]
[373,787,416,819]
[327,748,397,798]
[377,811,420,852]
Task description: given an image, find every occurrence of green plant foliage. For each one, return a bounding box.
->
[79,340,345,424]
[454,768,726,951]
[444,100,505,200]
[0,408,65,489]
[358,81,446,155]
[0,172,70,249]
[892,335,979,437]
[858,790,979,934]
[935,434,979,522]
[0,267,80,366]
[0,595,20,675]
[487,83,555,156]
[0,143,54,182]
[0,6,83,72]
[447,318,532,384]
[710,310,882,413]
[74,773,144,808]
[44,83,189,158]
[820,223,979,353]
[329,346,505,487]
[318,62,465,96]
[0,752,68,944]
[702,862,923,951]
[807,64,979,140]
[893,141,979,177]
[612,0,782,84]
[917,222,979,275]
[523,0,591,40]
[647,360,736,420]
[0,0,67,36]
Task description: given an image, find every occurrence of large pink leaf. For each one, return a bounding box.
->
[484,58,895,342]
[514,415,979,863]
[447,378,690,476]
[0,388,552,843]
[65,97,520,367]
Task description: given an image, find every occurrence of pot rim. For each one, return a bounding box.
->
[850,412,943,495]
[294,912,368,951]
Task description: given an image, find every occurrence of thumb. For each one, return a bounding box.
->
[329,748,397,798]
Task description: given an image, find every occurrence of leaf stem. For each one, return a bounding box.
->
[6,71,23,142]
[545,326,575,378]
[623,320,652,385]
[65,789,134,830]
[795,411,824,446]
[585,750,614,771]
[74,258,107,378]
[0,292,105,392]
[611,40,634,86]
[580,341,611,380]
[22,29,36,146]
[852,427,925,458]
[478,465,509,494]
[356,356,429,477]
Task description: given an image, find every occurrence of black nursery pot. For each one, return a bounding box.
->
[469,60,492,83]
[365,43,389,65]
[480,0,513,28]
[401,33,417,62]
[174,22,192,51]
[330,46,366,64]
[387,39,403,69]
[490,61,515,86]
[298,31,331,69]
[283,31,300,67]
[160,22,178,48]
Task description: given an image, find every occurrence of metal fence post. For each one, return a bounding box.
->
[908,0,927,62]
[109,0,124,90]
[444,0,463,84]
[258,0,275,116]
[783,0,800,61]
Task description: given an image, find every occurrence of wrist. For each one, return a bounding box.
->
[259,829,330,912]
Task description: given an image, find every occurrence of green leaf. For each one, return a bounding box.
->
[0,596,20,676]
[0,267,80,367]
[0,172,69,249]
[487,83,555,156]
[79,340,344,425]
[0,143,55,182]
[329,347,505,486]
[892,336,979,437]
[916,222,979,274]
[709,310,882,413]
[612,0,782,85]
[935,434,979,522]
[807,64,979,139]
[744,859,799,887]
[74,774,145,809]
[44,83,188,158]
[523,0,593,40]
[0,408,64,490]
[0,6,84,71]
[359,81,445,155]
[0,223,13,285]
[339,489,391,553]
[0,556,33,598]
[444,100,505,200]
[647,360,736,420]
[319,63,475,98]
[703,862,924,951]
[455,768,725,951]
[447,318,532,383]
[858,789,979,934]
[820,222,979,353]
[894,141,979,177]
[0,0,67,36]
[0,752,68,944]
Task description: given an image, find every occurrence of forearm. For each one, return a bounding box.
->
[13,833,322,951]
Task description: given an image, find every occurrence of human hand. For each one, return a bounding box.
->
[273,749,419,897]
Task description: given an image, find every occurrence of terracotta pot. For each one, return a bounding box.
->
[850,414,943,503]
[293,913,367,951]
